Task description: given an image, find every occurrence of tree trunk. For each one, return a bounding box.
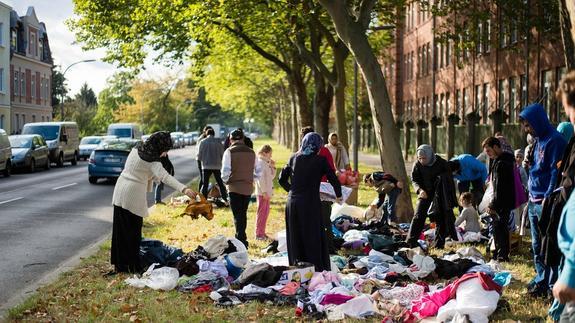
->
[313,69,333,141]
[333,47,349,150]
[291,58,313,130]
[560,0,575,69]
[318,0,414,221]
[289,80,300,152]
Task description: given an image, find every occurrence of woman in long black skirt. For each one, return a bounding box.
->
[279,132,342,271]
[111,131,197,273]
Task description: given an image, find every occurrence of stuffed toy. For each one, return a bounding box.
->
[180,194,214,221]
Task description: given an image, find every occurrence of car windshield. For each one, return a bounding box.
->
[97,140,139,151]
[108,128,132,138]
[22,125,59,140]
[81,137,101,145]
[9,137,32,148]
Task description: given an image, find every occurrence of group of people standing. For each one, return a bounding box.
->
[404,71,575,321]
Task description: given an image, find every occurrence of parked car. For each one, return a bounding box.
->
[79,136,103,160]
[22,122,80,167]
[0,129,12,177]
[183,132,194,145]
[9,134,50,172]
[88,139,140,184]
[170,132,184,149]
[107,123,143,139]
[188,131,200,145]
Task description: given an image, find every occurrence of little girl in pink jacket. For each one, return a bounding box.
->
[255,145,276,240]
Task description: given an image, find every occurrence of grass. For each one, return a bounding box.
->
[6,139,551,322]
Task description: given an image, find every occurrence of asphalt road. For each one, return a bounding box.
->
[0,145,199,308]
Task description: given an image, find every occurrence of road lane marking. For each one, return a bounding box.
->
[52,183,78,191]
[0,197,24,205]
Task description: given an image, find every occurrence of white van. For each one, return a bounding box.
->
[0,129,12,176]
[107,123,143,139]
[22,122,80,167]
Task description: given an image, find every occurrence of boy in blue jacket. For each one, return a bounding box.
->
[519,103,567,297]
[449,154,488,207]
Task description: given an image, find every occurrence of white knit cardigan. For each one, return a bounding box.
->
[112,149,187,217]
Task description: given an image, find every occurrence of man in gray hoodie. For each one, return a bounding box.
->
[197,128,228,202]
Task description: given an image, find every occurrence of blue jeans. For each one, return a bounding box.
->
[154,182,164,203]
[528,201,558,290]
[383,187,401,223]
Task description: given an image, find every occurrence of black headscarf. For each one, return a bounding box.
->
[137,131,173,162]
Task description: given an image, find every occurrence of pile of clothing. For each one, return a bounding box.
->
[125,233,511,322]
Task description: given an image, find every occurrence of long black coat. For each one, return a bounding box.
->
[411,155,448,197]
[279,153,341,271]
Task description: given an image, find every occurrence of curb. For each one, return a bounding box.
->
[0,176,198,319]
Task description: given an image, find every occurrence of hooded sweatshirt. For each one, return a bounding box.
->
[451,154,488,183]
[519,103,567,200]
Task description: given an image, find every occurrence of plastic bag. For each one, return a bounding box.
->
[125,263,180,291]
[277,230,287,252]
[478,182,494,214]
[330,203,365,221]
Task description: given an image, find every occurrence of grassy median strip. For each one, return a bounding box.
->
[7,139,550,321]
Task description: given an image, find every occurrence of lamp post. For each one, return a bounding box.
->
[59,59,97,120]
[175,99,193,132]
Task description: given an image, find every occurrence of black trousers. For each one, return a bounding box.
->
[458,178,485,208]
[320,201,335,254]
[197,160,203,191]
[229,192,251,248]
[201,169,228,200]
[492,209,511,260]
[111,205,143,273]
[406,197,449,248]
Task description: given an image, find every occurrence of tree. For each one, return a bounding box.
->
[317,0,414,220]
[92,71,135,134]
[559,0,575,69]
[51,67,68,119]
[68,83,98,136]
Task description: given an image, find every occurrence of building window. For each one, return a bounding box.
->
[476,22,483,55]
[10,30,16,50]
[509,77,517,123]
[31,75,35,99]
[0,68,3,93]
[510,19,518,44]
[0,23,3,46]
[426,43,431,75]
[446,92,451,116]
[439,93,445,117]
[0,115,3,130]
[445,41,451,67]
[541,70,553,117]
[498,79,506,111]
[482,83,489,124]
[41,116,44,122]
[456,89,462,117]
[21,72,25,97]
[484,19,491,53]
[32,115,36,123]
[475,84,481,112]
[39,39,44,60]
[13,70,18,96]
[520,74,527,107]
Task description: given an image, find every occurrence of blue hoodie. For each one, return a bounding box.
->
[519,103,567,199]
[451,154,488,182]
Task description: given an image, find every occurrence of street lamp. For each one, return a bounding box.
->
[175,99,193,132]
[59,59,97,120]
[243,118,255,134]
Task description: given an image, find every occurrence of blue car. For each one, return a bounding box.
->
[88,139,139,184]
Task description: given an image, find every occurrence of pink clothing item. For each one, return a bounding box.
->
[378,283,426,306]
[308,271,341,292]
[255,195,271,237]
[280,281,300,295]
[255,156,276,195]
[410,284,454,319]
[320,294,354,305]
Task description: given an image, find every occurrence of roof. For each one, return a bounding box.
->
[23,122,78,127]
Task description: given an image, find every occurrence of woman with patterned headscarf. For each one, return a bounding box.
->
[111,131,197,273]
[279,132,342,271]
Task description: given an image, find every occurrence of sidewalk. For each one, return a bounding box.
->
[356,151,414,172]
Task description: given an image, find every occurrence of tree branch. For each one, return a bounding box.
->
[358,0,377,29]
[212,20,292,74]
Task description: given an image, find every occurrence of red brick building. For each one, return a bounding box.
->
[381,1,566,134]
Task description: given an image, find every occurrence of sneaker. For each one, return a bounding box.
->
[256,235,270,241]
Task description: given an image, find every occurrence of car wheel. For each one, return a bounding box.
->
[89,176,98,184]
[29,159,36,173]
[45,158,50,170]
[3,161,11,177]
[57,153,64,167]
[71,152,78,166]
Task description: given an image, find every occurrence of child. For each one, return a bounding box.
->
[363,172,402,224]
[255,145,276,240]
[455,192,481,233]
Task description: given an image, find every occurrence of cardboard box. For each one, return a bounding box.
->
[345,186,359,205]
[277,265,315,285]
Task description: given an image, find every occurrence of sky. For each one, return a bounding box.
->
[7,0,185,96]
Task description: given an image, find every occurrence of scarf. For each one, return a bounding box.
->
[300,132,323,156]
[137,131,173,162]
[416,144,436,166]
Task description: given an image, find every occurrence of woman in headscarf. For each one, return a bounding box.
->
[406,144,450,248]
[279,132,342,271]
[325,132,350,170]
[111,131,197,273]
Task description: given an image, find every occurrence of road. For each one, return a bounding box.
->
[0,145,199,308]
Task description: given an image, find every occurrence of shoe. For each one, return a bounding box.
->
[155,201,165,205]
[256,235,270,241]
[528,284,548,298]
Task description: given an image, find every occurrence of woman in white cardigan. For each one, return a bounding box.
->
[111,131,197,273]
